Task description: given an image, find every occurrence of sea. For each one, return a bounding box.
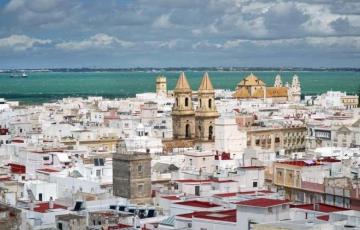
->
[0,71,359,104]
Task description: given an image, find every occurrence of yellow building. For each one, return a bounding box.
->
[61,136,120,152]
[341,95,359,109]
[233,73,297,102]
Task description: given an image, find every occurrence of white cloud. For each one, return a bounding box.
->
[305,36,360,49]
[158,39,178,49]
[0,34,51,51]
[192,40,222,49]
[152,14,173,29]
[221,36,360,50]
[4,0,24,12]
[56,33,133,51]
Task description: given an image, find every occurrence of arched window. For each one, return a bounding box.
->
[208,125,213,140]
[208,99,212,109]
[185,124,191,138]
[199,99,202,108]
[176,98,178,106]
[185,97,189,107]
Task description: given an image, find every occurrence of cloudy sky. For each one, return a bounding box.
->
[0,0,359,68]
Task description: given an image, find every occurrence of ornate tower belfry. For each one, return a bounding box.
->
[274,74,283,87]
[156,75,167,96]
[171,72,195,139]
[195,72,219,142]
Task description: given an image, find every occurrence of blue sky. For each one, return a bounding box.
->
[0,0,359,68]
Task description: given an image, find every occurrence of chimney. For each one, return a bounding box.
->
[49,196,54,209]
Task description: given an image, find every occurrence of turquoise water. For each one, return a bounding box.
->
[0,71,359,104]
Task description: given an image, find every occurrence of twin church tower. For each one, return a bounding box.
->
[170,72,219,142]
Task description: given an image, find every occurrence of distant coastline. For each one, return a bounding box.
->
[0,70,359,105]
[1,67,360,73]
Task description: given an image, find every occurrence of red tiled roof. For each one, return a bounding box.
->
[37,168,60,173]
[316,215,329,221]
[278,160,321,167]
[8,163,26,174]
[239,166,265,169]
[174,200,220,208]
[177,210,236,223]
[175,179,236,184]
[278,158,341,167]
[234,198,288,208]
[32,202,67,213]
[0,176,11,181]
[193,209,236,222]
[161,195,180,201]
[290,203,349,213]
[177,212,193,219]
[108,223,132,229]
[214,190,274,198]
[214,192,237,198]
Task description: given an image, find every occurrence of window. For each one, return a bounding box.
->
[176,98,178,106]
[43,156,50,161]
[94,158,105,166]
[208,126,213,140]
[268,207,273,213]
[96,170,101,177]
[208,99,212,108]
[58,223,63,230]
[138,184,144,194]
[138,165,143,173]
[199,99,202,108]
[185,97,189,107]
[253,181,258,188]
[185,124,191,138]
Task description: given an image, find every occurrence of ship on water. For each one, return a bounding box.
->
[10,72,28,78]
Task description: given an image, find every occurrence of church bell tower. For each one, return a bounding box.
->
[171,72,195,139]
[195,72,219,141]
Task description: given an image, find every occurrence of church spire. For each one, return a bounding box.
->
[198,72,214,92]
[174,72,191,92]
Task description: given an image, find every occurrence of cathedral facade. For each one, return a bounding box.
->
[233,73,301,102]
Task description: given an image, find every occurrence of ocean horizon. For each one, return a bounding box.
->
[1,70,359,104]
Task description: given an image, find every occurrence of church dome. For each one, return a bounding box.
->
[237,73,266,87]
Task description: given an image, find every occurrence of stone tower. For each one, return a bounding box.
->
[290,74,301,102]
[172,72,195,139]
[195,72,219,141]
[274,74,283,87]
[156,75,167,96]
[113,141,152,204]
